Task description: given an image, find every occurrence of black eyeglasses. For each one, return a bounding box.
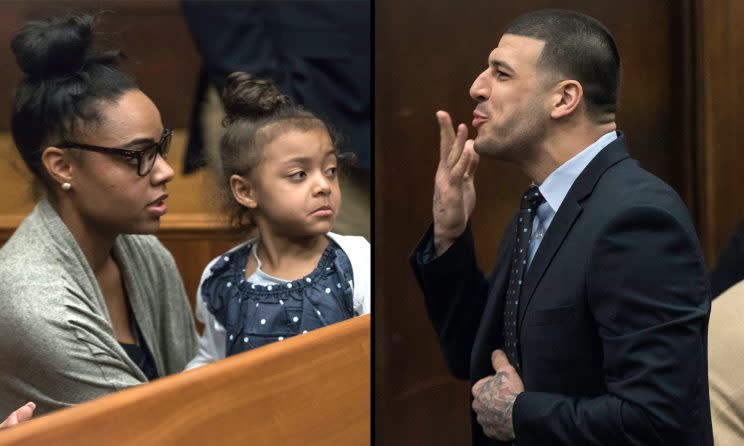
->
[57,129,173,177]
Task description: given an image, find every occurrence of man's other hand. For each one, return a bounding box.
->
[472,350,524,441]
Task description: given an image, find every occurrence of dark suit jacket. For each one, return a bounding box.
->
[411,136,713,445]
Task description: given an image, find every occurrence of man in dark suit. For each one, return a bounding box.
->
[410,10,712,445]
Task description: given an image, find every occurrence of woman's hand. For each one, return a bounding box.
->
[0,402,35,428]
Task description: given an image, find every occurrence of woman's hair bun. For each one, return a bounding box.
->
[222,72,293,124]
[11,14,93,79]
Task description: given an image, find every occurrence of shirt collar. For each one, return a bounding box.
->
[537,131,618,213]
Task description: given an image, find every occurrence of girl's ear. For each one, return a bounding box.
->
[230,174,257,209]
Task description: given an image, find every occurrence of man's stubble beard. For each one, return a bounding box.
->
[473,113,547,165]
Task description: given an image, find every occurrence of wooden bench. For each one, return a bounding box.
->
[0,315,370,445]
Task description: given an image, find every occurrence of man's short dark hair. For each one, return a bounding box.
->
[504,9,620,119]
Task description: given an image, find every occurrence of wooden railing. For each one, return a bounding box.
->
[0,315,371,445]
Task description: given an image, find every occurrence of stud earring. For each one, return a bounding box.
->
[61,182,71,191]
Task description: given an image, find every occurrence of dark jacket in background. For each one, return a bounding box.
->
[181,0,370,172]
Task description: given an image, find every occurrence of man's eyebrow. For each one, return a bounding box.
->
[490,59,515,73]
[119,137,157,148]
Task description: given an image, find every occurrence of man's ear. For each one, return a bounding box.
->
[549,80,583,119]
[230,174,257,209]
[41,146,74,188]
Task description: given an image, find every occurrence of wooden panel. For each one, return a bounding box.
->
[0,315,370,446]
[0,1,200,131]
[697,0,744,263]
[375,1,696,444]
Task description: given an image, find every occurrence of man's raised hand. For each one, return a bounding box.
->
[433,111,480,256]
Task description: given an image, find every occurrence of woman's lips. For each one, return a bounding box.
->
[146,194,168,216]
[146,200,167,216]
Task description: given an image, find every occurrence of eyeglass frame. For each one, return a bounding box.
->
[55,129,173,177]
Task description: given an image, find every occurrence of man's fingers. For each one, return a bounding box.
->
[491,349,511,372]
[472,376,489,397]
[437,111,456,160]
[466,146,480,179]
[452,139,475,178]
[446,124,468,167]
[437,110,470,172]
[461,140,480,179]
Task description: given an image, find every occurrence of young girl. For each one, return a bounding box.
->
[186,73,370,367]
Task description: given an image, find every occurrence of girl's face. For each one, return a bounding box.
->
[65,89,174,235]
[249,127,341,238]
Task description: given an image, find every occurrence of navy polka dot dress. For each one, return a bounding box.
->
[200,240,355,356]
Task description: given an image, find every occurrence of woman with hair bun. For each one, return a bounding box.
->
[0,14,197,415]
[186,72,370,368]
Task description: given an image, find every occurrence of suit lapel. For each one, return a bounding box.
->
[517,135,631,328]
[517,201,582,328]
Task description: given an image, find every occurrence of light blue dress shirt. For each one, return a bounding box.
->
[527,131,618,268]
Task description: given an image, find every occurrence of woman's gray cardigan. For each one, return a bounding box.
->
[0,200,198,415]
